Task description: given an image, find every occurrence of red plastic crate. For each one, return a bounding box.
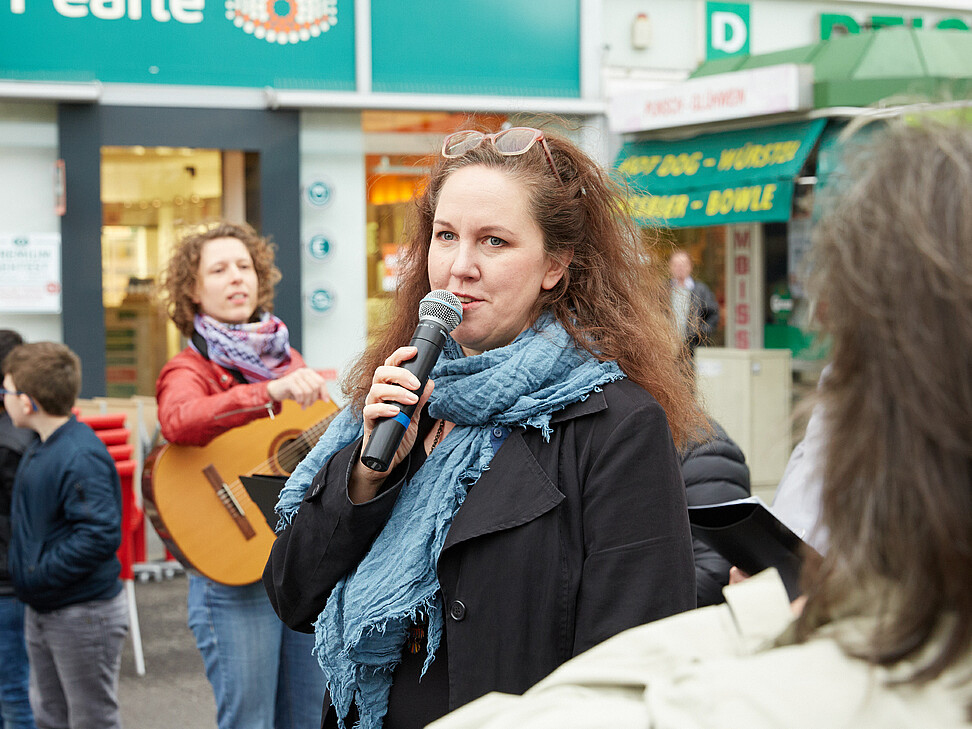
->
[107,444,134,461]
[76,412,127,430]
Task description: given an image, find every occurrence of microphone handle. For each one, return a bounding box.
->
[360,321,449,472]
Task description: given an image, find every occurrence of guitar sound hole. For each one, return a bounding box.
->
[277,438,303,474]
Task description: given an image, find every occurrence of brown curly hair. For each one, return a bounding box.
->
[160,221,281,336]
[343,124,703,448]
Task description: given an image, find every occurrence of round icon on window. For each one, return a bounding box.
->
[307,235,332,260]
[307,288,334,314]
[305,180,333,207]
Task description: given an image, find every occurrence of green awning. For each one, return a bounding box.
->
[690,28,972,108]
[616,119,826,228]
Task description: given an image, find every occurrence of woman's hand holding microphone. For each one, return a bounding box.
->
[349,346,434,504]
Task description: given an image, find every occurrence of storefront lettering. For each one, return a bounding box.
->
[691,87,745,112]
[619,152,703,178]
[717,141,801,171]
[642,97,684,118]
[732,227,754,349]
[820,12,970,39]
[617,155,662,176]
[627,193,690,221]
[10,0,203,21]
[656,152,703,177]
[705,184,776,216]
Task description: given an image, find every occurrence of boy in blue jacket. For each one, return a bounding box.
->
[2,342,128,729]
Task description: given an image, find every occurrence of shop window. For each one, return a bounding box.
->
[361,111,508,336]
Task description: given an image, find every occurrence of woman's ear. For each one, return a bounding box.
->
[541,249,573,291]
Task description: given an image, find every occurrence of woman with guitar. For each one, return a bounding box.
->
[154,221,328,729]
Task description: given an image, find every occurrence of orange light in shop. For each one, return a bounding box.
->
[368,175,421,206]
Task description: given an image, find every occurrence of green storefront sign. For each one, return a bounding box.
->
[0,0,580,95]
[615,119,826,228]
[0,0,356,88]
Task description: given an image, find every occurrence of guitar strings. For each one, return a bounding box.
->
[220,412,341,506]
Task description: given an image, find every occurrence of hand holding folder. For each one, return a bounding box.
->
[688,496,820,601]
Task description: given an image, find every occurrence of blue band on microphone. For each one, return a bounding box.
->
[392,411,411,429]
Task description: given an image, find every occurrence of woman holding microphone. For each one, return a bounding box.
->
[265,126,701,729]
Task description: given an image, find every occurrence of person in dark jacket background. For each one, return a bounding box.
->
[4,342,127,729]
[0,329,37,729]
[669,249,720,355]
[680,418,751,607]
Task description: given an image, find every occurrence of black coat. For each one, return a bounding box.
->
[0,412,38,596]
[680,420,751,607]
[673,280,720,352]
[264,378,695,715]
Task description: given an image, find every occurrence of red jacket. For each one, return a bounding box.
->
[156,346,308,447]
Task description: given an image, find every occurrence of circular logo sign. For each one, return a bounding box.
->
[225,0,337,45]
[308,288,334,314]
[769,293,794,314]
[307,235,332,260]
[305,180,333,207]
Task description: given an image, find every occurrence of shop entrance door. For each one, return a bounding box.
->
[58,106,300,398]
[99,146,246,397]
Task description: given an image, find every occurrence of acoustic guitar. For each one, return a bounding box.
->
[142,399,340,585]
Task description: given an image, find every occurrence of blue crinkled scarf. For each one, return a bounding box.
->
[275,315,624,729]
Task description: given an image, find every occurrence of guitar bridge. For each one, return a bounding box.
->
[203,464,256,540]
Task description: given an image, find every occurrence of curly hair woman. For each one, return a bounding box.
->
[156,221,330,729]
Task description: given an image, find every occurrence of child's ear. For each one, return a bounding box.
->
[17,392,35,416]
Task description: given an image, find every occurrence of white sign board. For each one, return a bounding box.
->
[0,233,62,313]
[609,64,814,133]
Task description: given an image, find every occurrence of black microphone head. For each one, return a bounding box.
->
[419,290,462,332]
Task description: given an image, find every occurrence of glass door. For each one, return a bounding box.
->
[100,146,224,397]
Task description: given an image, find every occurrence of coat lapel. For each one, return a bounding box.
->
[441,389,609,552]
[442,431,563,552]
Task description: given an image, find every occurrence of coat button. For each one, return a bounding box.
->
[491,427,505,438]
[449,600,466,621]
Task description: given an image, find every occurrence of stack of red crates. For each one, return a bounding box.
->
[72,412,143,581]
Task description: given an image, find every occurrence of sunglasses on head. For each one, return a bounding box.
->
[441,127,563,184]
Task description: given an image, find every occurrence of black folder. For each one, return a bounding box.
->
[688,496,817,601]
[238,474,289,530]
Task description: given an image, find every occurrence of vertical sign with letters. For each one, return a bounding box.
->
[726,224,763,350]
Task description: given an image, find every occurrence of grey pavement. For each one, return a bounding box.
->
[119,571,216,729]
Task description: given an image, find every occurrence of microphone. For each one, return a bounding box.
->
[360,290,463,472]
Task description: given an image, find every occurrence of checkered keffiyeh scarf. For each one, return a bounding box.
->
[193,313,292,383]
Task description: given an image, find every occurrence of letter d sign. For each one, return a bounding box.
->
[707,2,750,60]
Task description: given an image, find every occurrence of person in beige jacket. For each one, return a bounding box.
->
[427,120,972,729]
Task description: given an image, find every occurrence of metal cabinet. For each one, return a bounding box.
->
[695,348,792,499]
